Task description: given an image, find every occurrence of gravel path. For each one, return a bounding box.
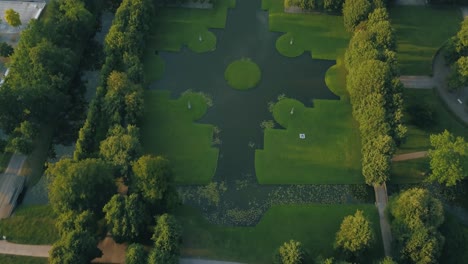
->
[392,151,428,161]
[394,0,426,5]
[399,76,435,89]
[374,184,392,257]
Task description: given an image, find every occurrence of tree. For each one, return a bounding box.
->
[342,0,372,32]
[428,130,468,186]
[448,56,468,92]
[402,228,444,264]
[0,42,13,57]
[149,214,182,264]
[324,0,343,12]
[103,194,149,243]
[5,9,21,27]
[389,188,444,231]
[49,230,102,264]
[378,257,397,264]
[6,121,37,154]
[334,210,374,258]
[273,240,305,264]
[99,124,141,177]
[47,158,115,214]
[55,210,97,237]
[132,155,173,206]
[125,243,147,264]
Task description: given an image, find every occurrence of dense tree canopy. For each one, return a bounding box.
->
[0,42,13,57]
[342,0,372,31]
[126,243,147,264]
[47,158,115,214]
[149,214,182,264]
[49,229,101,264]
[428,130,468,186]
[334,210,374,257]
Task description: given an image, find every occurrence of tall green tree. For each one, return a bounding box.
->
[49,229,102,264]
[342,0,372,32]
[0,42,13,57]
[47,158,115,214]
[5,9,21,27]
[126,243,147,264]
[334,210,374,258]
[428,130,468,187]
[274,240,306,264]
[148,214,182,264]
[55,210,97,237]
[103,194,149,243]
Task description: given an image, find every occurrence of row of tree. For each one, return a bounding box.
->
[389,188,445,264]
[284,0,345,12]
[47,0,184,263]
[446,19,468,93]
[343,0,406,185]
[0,0,101,153]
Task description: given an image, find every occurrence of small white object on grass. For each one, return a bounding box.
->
[457,98,463,104]
[2,236,6,240]
[299,133,305,139]
[199,34,202,42]
[290,107,294,115]
[290,38,293,45]
[188,101,191,109]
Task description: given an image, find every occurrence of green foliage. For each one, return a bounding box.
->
[448,56,468,92]
[47,158,115,215]
[428,130,468,186]
[99,124,141,177]
[401,227,444,264]
[103,194,149,243]
[55,210,97,237]
[334,210,374,258]
[273,240,305,264]
[150,214,182,264]
[342,0,372,32]
[125,243,147,264]
[378,257,397,264]
[5,9,21,27]
[0,42,13,57]
[49,230,102,264]
[132,155,174,207]
[324,0,344,12]
[6,121,37,154]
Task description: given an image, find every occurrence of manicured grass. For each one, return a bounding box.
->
[0,205,58,245]
[256,58,362,184]
[390,157,428,184]
[178,204,383,264]
[392,89,468,183]
[143,50,165,84]
[148,0,235,52]
[0,255,47,264]
[398,89,468,154]
[142,91,219,184]
[440,213,468,264]
[390,6,462,75]
[224,58,261,90]
[263,0,350,60]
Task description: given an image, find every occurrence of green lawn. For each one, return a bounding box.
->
[142,91,219,184]
[390,6,462,75]
[224,58,261,90]
[391,89,468,183]
[0,255,47,264]
[178,204,383,264]
[256,57,362,184]
[0,205,58,245]
[440,213,468,264]
[398,89,468,154]
[148,0,235,53]
[263,0,350,60]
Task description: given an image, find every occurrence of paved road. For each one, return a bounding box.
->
[374,184,392,257]
[0,241,50,258]
[0,153,27,218]
[392,151,428,162]
[399,76,435,89]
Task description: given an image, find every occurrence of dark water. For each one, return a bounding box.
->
[151,0,337,184]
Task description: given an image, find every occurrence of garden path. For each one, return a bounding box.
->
[374,184,392,257]
[394,0,426,5]
[392,151,427,161]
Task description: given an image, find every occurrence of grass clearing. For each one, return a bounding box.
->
[224,58,261,90]
[256,57,362,184]
[0,255,47,264]
[390,157,428,184]
[390,6,462,75]
[148,0,235,52]
[263,0,350,60]
[142,91,219,184]
[178,204,383,264]
[0,205,58,245]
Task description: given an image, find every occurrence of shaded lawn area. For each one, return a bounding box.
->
[390,6,462,75]
[256,57,362,184]
[0,152,12,173]
[148,0,235,52]
[398,89,468,154]
[392,89,468,183]
[262,0,350,60]
[440,213,468,264]
[178,204,383,264]
[0,255,47,264]
[142,91,219,184]
[0,205,58,245]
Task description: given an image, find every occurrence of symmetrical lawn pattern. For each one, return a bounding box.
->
[178,204,383,264]
[142,91,219,184]
[390,6,462,75]
[224,58,261,90]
